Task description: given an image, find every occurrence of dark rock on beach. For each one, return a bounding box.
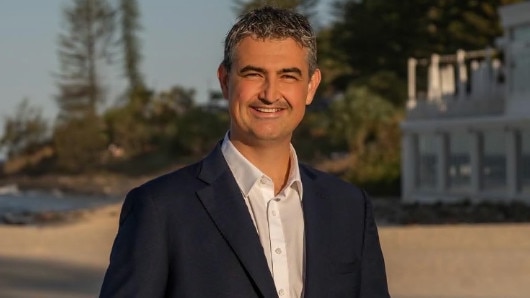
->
[372,197,530,226]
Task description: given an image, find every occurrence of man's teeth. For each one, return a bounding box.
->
[255,107,281,113]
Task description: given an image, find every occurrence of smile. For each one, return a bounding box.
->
[253,107,283,113]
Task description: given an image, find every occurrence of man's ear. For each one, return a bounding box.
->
[217,64,230,100]
[305,68,321,105]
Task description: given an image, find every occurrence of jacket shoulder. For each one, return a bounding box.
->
[300,163,365,197]
[131,160,204,199]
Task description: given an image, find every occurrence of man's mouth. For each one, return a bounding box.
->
[253,107,283,113]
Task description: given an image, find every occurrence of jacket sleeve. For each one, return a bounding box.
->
[100,187,169,298]
[359,190,391,297]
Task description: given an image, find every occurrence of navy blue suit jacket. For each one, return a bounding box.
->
[100,143,390,297]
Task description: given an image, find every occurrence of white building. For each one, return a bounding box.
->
[400,1,530,204]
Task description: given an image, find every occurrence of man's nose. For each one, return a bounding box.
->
[259,78,280,103]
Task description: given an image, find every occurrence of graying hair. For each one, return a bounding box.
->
[222,6,318,75]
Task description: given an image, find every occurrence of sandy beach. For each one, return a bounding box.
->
[0,205,119,298]
[1,203,529,298]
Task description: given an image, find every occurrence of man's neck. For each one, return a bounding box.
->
[230,138,293,194]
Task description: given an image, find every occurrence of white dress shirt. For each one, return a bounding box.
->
[221,134,305,298]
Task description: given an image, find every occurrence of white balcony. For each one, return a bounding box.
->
[406,49,506,120]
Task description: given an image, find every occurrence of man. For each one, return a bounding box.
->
[100,6,389,298]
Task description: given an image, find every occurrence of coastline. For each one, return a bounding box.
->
[0,173,151,198]
[2,173,530,226]
[0,173,148,225]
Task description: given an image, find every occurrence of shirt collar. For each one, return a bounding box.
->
[221,132,303,200]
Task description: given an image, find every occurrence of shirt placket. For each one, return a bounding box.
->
[267,196,290,297]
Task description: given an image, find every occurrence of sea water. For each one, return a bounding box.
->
[0,189,120,223]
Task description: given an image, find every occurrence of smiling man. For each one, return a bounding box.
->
[100,6,390,298]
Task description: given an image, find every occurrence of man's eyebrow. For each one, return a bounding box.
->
[239,65,303,76]
[239,65,265,73]
[279,67,302,76]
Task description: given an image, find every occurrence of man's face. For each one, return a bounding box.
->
[218,36,321,147]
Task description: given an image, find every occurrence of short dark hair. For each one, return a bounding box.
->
[222,6,317,75]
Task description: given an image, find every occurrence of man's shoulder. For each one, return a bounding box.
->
[299,163,364,196]
[132,159,204,197]
[137,143,225,191]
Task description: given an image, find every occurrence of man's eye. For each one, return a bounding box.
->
[282,75,298,80]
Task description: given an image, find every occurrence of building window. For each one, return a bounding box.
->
[482,130,507,191]
[512,47,530,97]
[449,131,471,192]
[418,134,437,190]
[511,23,530,98]
[522,130,530,193]
[513,24,530,42]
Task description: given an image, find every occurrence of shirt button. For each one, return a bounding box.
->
[260,177,267,184]
[278,289,285,296]
[271,210,277,216]
[275,248,282,254]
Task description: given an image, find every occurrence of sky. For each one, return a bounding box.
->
[0,0,336,123]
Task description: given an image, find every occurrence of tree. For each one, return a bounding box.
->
[53,0,115,172]
[329,86,402,195]
[174,108,230,156]
[104,94,152,158]
[143,86,194,151]
[118,0,145,92]
[0,99,49,159]
[55,0,116,121]
[104,85,195,158]
[323,0,523,104]
[53,114,108,173]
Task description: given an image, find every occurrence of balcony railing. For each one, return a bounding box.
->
[406,49,505,120]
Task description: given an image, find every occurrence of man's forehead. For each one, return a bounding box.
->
[232,37,309,66]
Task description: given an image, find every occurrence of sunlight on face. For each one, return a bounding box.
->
[218,37,321,147]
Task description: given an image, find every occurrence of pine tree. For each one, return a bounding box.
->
[55,0,116,121]
[53,0,115,172]
[119,0,145,92]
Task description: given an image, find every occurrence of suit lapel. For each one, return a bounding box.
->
[196,144,278,298]
[301,168,333,298]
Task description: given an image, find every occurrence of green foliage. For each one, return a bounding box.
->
[330,86,395,152]
[329,86,402,195]
[104,85,197,160]
[357,71,407,106]
[102,0,148,159]
[315,27,354,98]
[0,99,49,158]
[147,86,195,151]
[330,0,514,76]
[293,108,339,162]
[53,114,108,173]
[173,108,230,156]
[104,91,152,158]
[55,0,116,121]
[51,0,116,172]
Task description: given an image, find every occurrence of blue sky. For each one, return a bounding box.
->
[0,0,335,123]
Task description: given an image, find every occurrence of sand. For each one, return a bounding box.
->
[1,204,529,298]
[0,205,120,298]
[380,224,530,298]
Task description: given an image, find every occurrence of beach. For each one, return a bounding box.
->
[0,205,119,298]
[1,203,529,298]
